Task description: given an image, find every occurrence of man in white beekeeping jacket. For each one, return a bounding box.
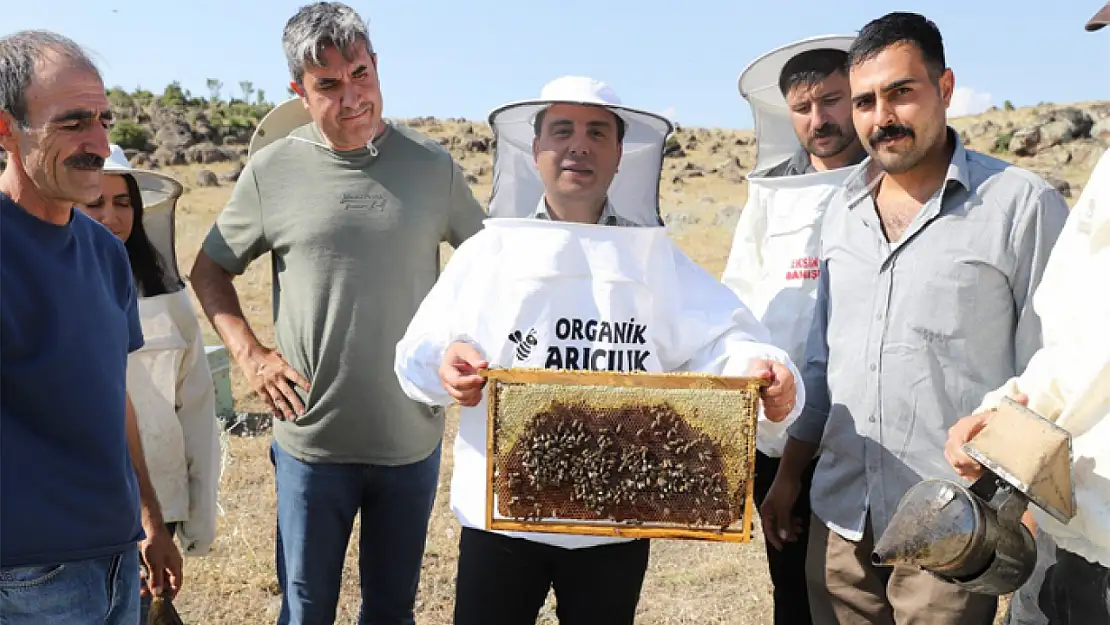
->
[720,36,866,625]
[943,5,1110,625]
[394,75,806,625]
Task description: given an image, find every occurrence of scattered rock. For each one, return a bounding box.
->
[465,174,479,184]
[464,137,491,153]
[151,147,187,167]
[187,142,236,164]
[130,152,152,167]
[664,211,701,227]
[222,163,245,182]
[195,169,219,187]
[664,143,686,159]
[1009,127,1041,156]
[1093,118,1110,146]
[964,120,998,139]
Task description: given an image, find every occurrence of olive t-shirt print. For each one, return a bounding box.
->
[340,191,388,212]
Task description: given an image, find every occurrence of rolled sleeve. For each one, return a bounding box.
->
[200,164,270,276]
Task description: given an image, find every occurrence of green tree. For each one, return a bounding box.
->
[106,87,133,109]
[109,120,149,151]
[160,81,186,107]
[1003,100,1015,111]
[256,89,267,106]
[239,80,255,104]
[206,78,223,103]
[131,87,154,105]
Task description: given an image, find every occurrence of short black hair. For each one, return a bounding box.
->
[533,105,627,142]
[778,48,849,97]
[848,12,946,83]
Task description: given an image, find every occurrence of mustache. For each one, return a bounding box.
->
[63,153,105,169]
[869,124,915,147]
[811,123,842,139]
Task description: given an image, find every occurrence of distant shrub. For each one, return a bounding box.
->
[992,131,1014,153]
[106,87,133,110]
[1004,100,1015,111]
[132,88,155,106]
[110,120,149,151]
[160,81,186,107]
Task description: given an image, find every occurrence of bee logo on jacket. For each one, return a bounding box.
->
[508,329,539,362]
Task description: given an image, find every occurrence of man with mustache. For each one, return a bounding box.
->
[0,30,182,623]
[189,3,486,624]
[722,38,866,625]
[764,12,1070,625]
[394,75,804,625]
[944,6,1110,625]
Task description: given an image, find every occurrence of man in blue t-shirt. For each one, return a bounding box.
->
[0,30,183,624]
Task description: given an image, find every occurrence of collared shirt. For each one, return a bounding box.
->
[789,129,1070,541]
[532,198,641,227]
[765,147,819,177]
[764,146,868,178]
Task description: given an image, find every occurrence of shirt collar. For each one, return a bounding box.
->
[844,126,971,211]
[533,197,623,226]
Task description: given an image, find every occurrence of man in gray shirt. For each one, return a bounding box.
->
[188,3,486,624]
[761,12,1069,625]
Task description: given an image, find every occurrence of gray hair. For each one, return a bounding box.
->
[0,30,100,128]
[283,2,374,86]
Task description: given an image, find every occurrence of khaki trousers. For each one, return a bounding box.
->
[805,514,998,625]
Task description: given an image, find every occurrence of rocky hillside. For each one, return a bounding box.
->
[0,86,1105,203]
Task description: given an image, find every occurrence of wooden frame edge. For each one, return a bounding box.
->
[479,367,767,391]
[488,519,749,543]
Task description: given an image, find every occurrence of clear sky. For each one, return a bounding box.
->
[8,0,1109,129]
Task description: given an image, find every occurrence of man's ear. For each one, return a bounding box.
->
[939,68,955,107]
[0,111,17,154]
[532,137,540,164]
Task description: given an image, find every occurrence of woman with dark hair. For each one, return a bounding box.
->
[78,145,221,624]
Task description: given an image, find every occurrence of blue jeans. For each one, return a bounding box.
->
[270,440,441,625]
[0,550,139,625]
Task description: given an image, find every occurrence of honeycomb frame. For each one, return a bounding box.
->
[482,367,765,543]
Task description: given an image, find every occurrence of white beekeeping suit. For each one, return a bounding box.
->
[394,76,805,549]
[721,35,858,457]
[103,146,222,556]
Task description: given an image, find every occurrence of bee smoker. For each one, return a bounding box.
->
[872,398,1076,595]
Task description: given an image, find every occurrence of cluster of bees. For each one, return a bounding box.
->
[500,401,735,527]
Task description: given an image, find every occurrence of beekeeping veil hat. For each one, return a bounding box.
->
[487,75,674,226]
[102,144,186,290]
[738,35,856,175]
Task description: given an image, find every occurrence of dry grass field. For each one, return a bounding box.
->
[160,104,1102,624]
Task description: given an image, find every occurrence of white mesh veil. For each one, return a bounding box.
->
[487,77,674,226]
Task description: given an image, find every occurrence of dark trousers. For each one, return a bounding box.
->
[1007,542,1110,625]
[270,440,441,625]
[753,449,818,625]
[453,527,651,625]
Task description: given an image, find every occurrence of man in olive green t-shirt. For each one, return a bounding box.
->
[188,4,486,623]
